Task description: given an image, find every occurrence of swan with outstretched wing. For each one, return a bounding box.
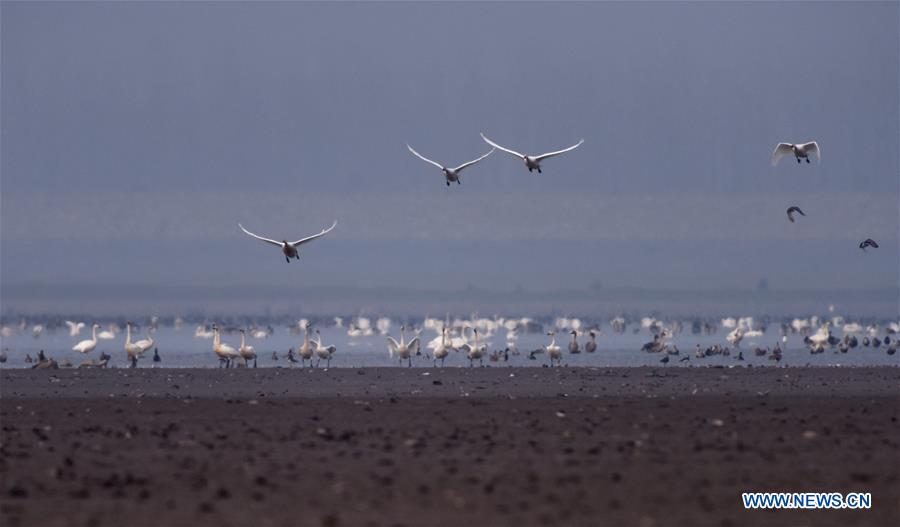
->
[238,221,337,262]
[772,141,820,166]
[480,133,583,174]
[387,326,419,367]
[407,145,494,186]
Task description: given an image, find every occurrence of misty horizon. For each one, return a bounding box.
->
[2,1,897,316]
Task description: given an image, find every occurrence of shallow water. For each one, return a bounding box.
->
[1,322,897,369]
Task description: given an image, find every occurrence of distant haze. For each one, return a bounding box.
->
[1,2,897,316]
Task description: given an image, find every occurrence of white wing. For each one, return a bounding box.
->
[534,139,584,162]
[450,149,494,173]
[239,223,282,247]
[460,344,473,354]
[771,143,793,166]
[800,141,820,163]
[290,221,337,247]
[407,145,445,170]
[480,133,525,159]
[408,336,420,354]
[386,336,400,356]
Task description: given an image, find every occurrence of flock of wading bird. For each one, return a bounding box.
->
[3,312,898,370]
[1,135,887,369]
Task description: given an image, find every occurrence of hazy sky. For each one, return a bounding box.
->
[1,1,897,314]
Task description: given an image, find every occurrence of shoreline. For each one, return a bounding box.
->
[2,366,898,399]
[2,367,898,527]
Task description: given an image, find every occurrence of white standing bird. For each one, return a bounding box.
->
[544,331,563,367]
[772,141,820,165]
[134,328,155,357]
[480,133,583,174]
[238,221,337,263]
[239,329,257,368]
[72,324,100,354]
[212,324,239,368]
[407,144,494,186]
[460,327,487,367]
[432,326,453,367]
[387,325,419,368]
[298,322,314,367]
[313,329,337,368]
[124,322,143,366]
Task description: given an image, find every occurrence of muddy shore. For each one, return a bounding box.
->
[2,367,898,526]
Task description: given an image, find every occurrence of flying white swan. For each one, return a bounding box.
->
[313,329,337,368]
[407,144,494,186]
[238,221,337,263]
[212,324,239,368]
[195,325,215,339]
[772,141,820,165]
[72,324,100,354]
[239,329,257,368]
[480,133,583,174]
[726,327,744,347]
[387,325,419,367]
[65,321,85,337]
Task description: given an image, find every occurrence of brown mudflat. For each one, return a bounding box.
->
[1,367,898,527]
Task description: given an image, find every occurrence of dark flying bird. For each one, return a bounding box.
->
[859,239,879,251]
[786,206,805,223]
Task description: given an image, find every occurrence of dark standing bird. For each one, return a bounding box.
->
[584,330,598,353]
[786,206,805,223]
[859,239,879,251]
[153,348,161,363]
[659,355,670,365]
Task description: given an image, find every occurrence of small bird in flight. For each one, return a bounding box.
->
[406,144,494,186]
[859,239,879,251]
[238,221,337,263]
[786,206,806,223]
[772,141,820,165]
[480,133,583,174]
